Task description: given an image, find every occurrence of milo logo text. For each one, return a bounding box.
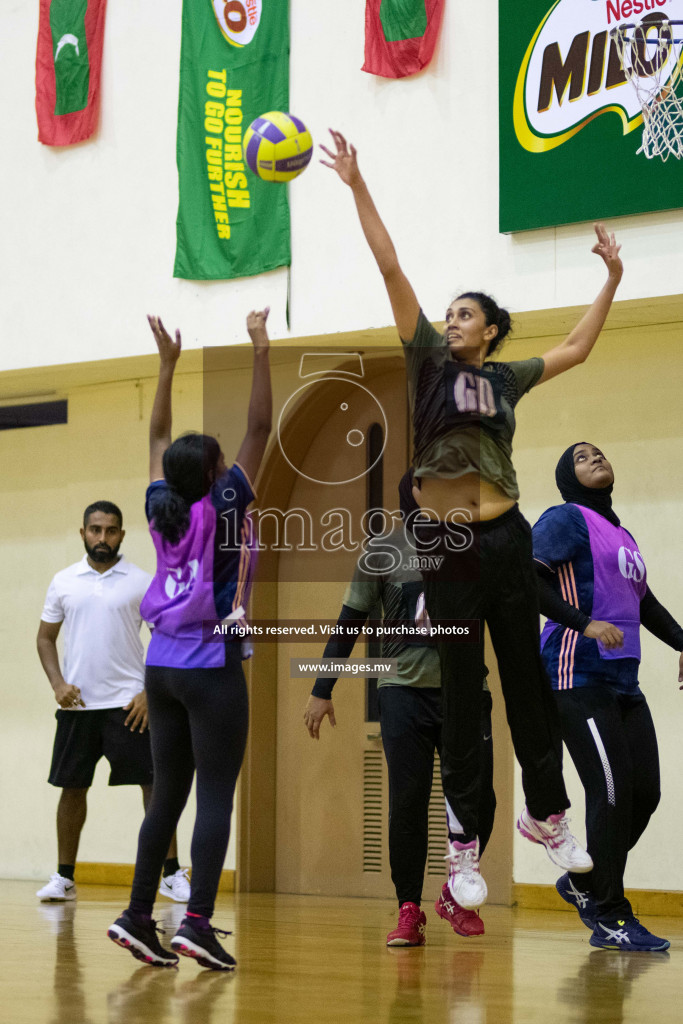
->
[514,0,683,152]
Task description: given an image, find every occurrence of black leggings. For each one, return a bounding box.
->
[415,506,568,839]
[129,643,249,918]
[378,685,495,906]
[556,686,660,921]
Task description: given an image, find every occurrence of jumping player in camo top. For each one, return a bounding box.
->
[323,128,623,909]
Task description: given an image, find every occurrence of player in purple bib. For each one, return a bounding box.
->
[533,442,683,952]
[109,308,271,971]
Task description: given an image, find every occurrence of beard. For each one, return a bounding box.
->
[84,540,121,563]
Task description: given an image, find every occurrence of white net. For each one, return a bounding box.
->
[611,17,683,161]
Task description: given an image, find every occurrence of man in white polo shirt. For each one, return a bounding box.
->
[36,500,189,903]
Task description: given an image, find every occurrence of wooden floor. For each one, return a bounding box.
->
[8,880,683,1024]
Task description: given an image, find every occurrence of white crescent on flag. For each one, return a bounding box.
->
[54,34,80,61]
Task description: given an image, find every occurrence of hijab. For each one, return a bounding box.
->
[555,442,620,527]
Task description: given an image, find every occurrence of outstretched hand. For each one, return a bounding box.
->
[320,129,361,187]
[148,315,181,365]
[592,223,623,280]
[303,695,336,739]
[246,307,270,351]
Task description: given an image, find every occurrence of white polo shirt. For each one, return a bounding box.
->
[41,555,152,710]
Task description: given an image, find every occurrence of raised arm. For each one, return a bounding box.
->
[234,308,272,485]
[321,130,420,341]
[147,315,182,482]
[538,224,623,385]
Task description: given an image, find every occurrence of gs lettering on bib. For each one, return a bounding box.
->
[443,362,507,432]
[577,505,647,662]
[618,546,645,583]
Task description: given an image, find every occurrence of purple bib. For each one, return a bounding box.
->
[577,505,646,661]
[141,494,225,669]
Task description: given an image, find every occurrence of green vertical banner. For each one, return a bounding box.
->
[174,1,291,280]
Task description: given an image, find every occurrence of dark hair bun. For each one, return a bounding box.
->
[495,307,512,345]
[455,291,513,356]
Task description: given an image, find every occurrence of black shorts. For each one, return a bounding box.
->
[48,708,154,789]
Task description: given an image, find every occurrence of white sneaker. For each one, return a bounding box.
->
[517,808,593,873]
[158,868,191,902]
[445,838,488,909]
[36,873,77,902]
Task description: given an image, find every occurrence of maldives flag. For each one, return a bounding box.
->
[35,0,108,146]
[362,0,445,79]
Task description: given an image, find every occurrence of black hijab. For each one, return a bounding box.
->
[555,442,620,527]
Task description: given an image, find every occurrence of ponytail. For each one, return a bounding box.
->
[150,433,221,544]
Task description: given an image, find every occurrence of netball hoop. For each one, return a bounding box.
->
[611,18,683,161]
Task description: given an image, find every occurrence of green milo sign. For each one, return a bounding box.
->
[499,0,683,231]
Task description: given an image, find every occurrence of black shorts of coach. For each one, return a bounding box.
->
[48,708,154,788]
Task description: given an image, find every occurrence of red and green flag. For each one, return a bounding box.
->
[362,0,445,79]
[174,1,291,281]
[35,0,108,146]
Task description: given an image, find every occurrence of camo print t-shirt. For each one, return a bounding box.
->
[402,310,544,500]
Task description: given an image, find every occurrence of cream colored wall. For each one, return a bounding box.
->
[3,321,683,892]
[2,3,683,372]
[510,323,683,890]
[2,0,683,891]
[0,367,248,880]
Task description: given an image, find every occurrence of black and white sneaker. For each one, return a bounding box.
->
[171,918,236,970]
[555,872,597,929]
[108,910,179,967]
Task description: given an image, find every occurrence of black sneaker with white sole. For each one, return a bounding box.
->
[108,910,179,967]
[171,919,236,970]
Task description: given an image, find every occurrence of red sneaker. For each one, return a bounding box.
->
[386,902,427,946]
[435,883,485,937]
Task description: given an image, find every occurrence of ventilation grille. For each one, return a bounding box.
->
[362,749,383,873]
[427,754,446,875]
[363,747,446,877]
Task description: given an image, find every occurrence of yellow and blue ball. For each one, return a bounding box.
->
[243,111,313,183]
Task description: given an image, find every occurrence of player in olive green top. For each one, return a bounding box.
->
[322,129,623,911]
[304,473,494,945]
